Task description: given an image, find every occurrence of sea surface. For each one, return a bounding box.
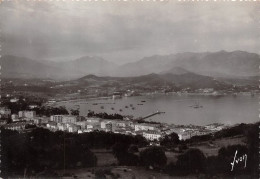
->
[55,94,259,126]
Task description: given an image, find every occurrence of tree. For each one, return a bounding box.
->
[178,144,188,152]
[160,132,180,148]
[165,162,177,176]
[140,146,167,169]
[1,127,97,177]
[25,124,37,129]
[128,145,139,153]
[70,109,79,116]
[244,123,259,177]
[175,148,206,174]
[112,142,129,157]
[112,143,139,166]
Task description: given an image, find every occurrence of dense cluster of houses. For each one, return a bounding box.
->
[0,106,226,141]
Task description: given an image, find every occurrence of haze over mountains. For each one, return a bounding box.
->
[113,51,259,78]
[1,51,259,81]
[0,55,117,80]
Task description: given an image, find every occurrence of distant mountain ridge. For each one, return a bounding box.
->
[0,55,64,79]
[55,56,117,77]
[0,55,116,80]
[113,51,260,78]
[1,51,259,80]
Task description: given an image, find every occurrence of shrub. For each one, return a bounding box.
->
[140,146,167,168]
[175,148,206,175]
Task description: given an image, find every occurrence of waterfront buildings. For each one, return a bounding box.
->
[112,92,123,99]
[143,130,162,141]
[50,115,77,123]
[0,107,11,118]
[2,106,220,142]
[46,121,58,130]
[0,120,7,126]
[11,114,19,121]
[67,123,81,133]
[18,111,36,119]
[31,117,49,125]
[10,98,19,103]
[134,123,160,131]
[4,121,33,132]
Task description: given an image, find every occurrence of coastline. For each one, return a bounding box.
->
[47,91,258,105]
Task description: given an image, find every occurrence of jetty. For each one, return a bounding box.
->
[141,111,165,120]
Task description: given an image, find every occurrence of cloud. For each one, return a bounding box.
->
[0,1,259,64]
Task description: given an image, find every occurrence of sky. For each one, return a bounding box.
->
[0,1,259,64]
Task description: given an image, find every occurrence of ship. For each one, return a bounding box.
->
[190,101,203,109]
[112,92,123,99]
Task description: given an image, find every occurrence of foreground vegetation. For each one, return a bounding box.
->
[1,121,258,178]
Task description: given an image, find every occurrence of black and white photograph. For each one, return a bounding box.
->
[0,0,259,178]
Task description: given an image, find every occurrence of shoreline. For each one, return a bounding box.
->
[47,91,258,105]
[43,92,259,127]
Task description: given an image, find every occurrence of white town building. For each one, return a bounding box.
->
[0,107,11,118]
[18,111,36,119]
[143,130,162,141]
[50,115,77,124]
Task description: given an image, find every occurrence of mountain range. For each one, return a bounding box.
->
[1,51,259,81]
[0,55,116,80]
[112,51,259,78]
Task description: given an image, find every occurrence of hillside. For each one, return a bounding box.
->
[69,73,230,90]
[160,67,190,75]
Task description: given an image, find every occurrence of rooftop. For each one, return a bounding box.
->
[143,130,161,135]
[4,122,32,127]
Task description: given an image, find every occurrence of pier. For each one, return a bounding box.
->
[141,111,165,120]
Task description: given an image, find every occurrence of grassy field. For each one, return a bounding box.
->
[91,135,246,167]
[90,149,118,167]
[56,135,247,178]
[165,151,179,164]
[189,135,246,157]
[57,166,199,179]
[111,166,199,179]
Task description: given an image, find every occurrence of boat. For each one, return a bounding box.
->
[190,101,203,109]
[92,103,98,105]
[193,105,200,109]
[141,100,146,102]
[232,93,237,97]
[137,104,143,105]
